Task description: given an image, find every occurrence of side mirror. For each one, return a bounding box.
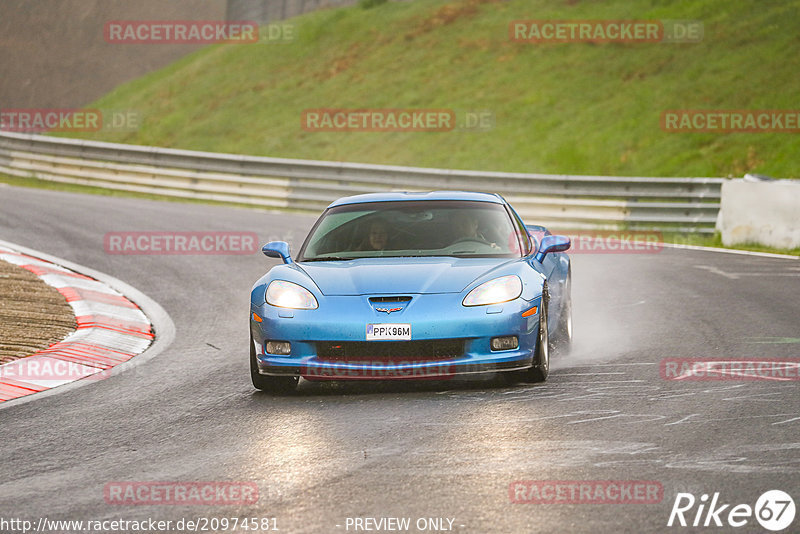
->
[262,241,293,264]
[534,235,570,262]
[525,224,547,253]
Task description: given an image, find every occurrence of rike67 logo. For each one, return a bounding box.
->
[668,490,795,531]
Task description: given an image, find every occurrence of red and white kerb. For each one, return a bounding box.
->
[0,245,153,402]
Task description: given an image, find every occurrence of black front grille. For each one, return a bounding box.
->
[368,296,412,303]
[317,340,464,362]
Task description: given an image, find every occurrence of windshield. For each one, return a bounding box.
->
[297,200,523,261]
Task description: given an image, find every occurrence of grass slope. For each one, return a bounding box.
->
[66,0,799,178]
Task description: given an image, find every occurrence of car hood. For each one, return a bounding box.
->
[297,257,513,296]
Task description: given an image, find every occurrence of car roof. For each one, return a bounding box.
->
[328,191,505,208]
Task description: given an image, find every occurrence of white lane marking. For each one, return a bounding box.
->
[694,264,739,279]
[694,266,800,277]
[659,241,799,260]
[725,267,800,273]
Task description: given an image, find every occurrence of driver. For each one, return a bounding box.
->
[451,212,499,249]
[359,219,390,251]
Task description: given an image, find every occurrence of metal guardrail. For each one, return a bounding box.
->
[0,131,724,232]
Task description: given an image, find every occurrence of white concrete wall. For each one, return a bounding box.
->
[716,179,800,249]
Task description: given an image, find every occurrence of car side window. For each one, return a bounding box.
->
[507,207,531,256]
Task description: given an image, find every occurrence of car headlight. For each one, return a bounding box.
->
[266,280,318,309]
[462,275,522,306]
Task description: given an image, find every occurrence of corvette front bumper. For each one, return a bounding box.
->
[250,292,543,380]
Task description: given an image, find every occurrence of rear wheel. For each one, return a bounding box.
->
[250,333,298,393]
[524,284,550,383]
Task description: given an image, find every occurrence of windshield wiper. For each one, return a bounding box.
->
[301,256,356,262]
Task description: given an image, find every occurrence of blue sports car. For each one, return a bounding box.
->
[250,191,572,392]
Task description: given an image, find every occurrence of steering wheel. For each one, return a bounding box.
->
[453,237,492,246]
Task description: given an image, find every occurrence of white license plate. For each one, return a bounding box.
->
[366,323,411,340]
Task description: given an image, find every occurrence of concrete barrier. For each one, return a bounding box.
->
[716,179,800,249]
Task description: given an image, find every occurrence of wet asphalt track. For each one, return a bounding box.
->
[0,184,798,534]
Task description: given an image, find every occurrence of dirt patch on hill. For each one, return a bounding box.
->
[0,260,76,364]
[0,0,226,109]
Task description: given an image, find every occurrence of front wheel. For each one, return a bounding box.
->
[553,269,573,348]
[523,284,550,383]
[250,333,298,393]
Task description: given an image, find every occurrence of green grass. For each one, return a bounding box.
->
[62,0,798,178]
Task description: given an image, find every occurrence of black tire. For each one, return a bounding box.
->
[250,333,298,393]
[553,268,573,348]
[524,283,550,383]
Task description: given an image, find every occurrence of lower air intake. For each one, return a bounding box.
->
[317,340,464,361]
